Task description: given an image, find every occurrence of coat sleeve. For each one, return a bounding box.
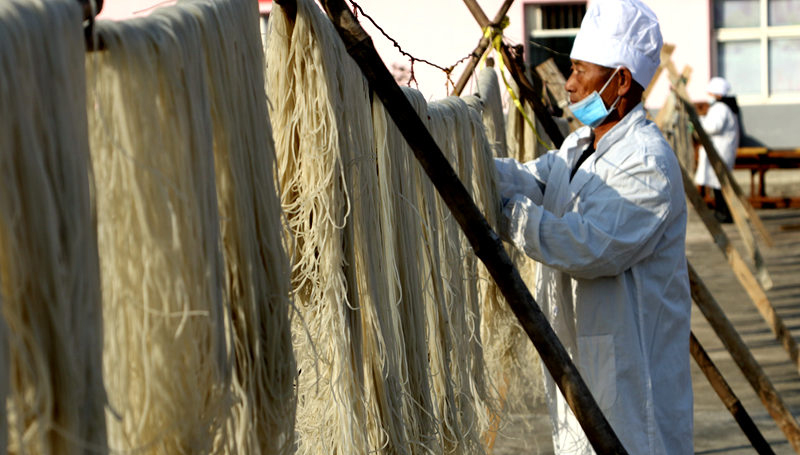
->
[501,153,674,279]
[700,103,728,135]
[494,154,554,205]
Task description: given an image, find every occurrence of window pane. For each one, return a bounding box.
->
[541,4,586,30]
[718,40,761,94]
[769,38,800,93]
[769,0,800,26]
[714,0,759,28]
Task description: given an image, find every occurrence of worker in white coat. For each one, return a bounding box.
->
[694,77,740,223]
[494,0,692,453]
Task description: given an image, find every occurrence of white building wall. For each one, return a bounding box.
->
[645,0,713,107]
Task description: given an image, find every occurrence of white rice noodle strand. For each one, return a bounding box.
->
[0,1,106,453]
[87,7,231,453]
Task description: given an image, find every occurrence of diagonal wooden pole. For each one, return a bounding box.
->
[452,0,515,96]
[460,0,565,149]
[642,43,675,103]
[690,331,776,455]
[681,164,800,375]
[277,0,628,451]
[535,58,579,132]
[665,61,774,250]
[689,263,800,453]
[678,89,775,264]
[661,60,772,291]
[657,69,800,374]
[655,65,691,132]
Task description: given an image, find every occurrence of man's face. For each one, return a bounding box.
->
[565,60,617,105]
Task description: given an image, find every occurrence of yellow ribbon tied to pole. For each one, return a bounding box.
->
[483,19,551,149]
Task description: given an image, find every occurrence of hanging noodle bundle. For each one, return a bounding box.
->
[0,1,107,453]
[474,66,508,159]
[473,63,545,446]
[181,0,296,453]
[503,78,566,163]
[267,2,367,452]
[87,6,232,453]
[372,88,439,454]
[0,0,551,452]
[267,1,410,452]
[266,1,506,451]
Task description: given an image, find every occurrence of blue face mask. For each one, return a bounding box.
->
[570,67,621,128]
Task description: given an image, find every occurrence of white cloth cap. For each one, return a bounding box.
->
[707,76,731,96]
[570,0,663,88]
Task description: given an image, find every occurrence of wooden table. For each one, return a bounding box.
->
[735,147,800,208]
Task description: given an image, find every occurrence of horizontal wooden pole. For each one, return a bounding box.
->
[295,0,626,452]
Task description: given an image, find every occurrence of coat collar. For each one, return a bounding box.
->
[595,102,647,158]
[563,103,648,206]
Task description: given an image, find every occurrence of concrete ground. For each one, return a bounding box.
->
[492,170,800,454]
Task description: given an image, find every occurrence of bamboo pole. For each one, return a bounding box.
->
[460,0,565,148]
[452,0,516,96]
[688,263,800,453]
[462,0,490,28]
[690,332,775,455]
[286,0,628,451]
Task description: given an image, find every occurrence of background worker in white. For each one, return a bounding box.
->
[694,76,740,223]
[494,0,692,453]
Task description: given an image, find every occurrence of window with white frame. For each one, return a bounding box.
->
[714,0,800,103]
[525,2,587,78]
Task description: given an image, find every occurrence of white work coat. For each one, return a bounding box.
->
[694,100,739,189]
[495,104,692,454]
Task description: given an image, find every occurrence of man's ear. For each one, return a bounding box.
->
[617,67,634,96]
